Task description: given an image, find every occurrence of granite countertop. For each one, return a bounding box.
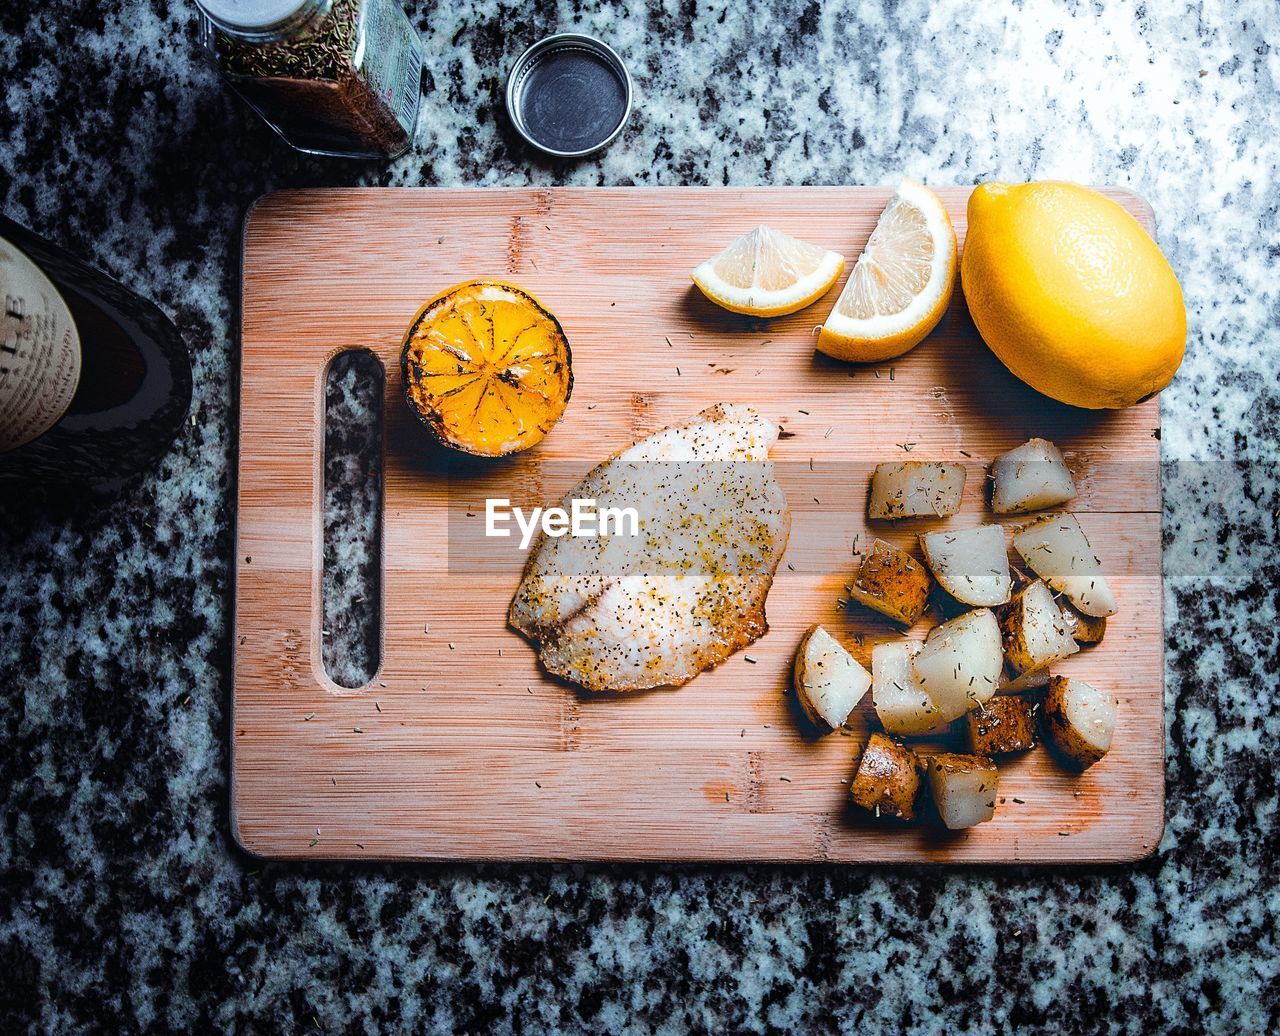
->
[2,0,1278,1031]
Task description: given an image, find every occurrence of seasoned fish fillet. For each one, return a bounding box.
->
[509,403,791,691]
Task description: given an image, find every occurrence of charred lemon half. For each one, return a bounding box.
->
[401,280,573,457]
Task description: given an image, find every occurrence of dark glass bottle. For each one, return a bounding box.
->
[0,215,192,489]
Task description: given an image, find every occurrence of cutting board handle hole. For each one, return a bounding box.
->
[321,349,385,689]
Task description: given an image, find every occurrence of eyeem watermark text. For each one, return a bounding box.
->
[486,498,640,550]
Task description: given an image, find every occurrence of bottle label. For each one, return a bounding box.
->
[0,236,82,453]
[359,0,424,133]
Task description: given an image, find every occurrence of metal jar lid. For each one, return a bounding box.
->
[505,34,633,158]
[195,0,320,34]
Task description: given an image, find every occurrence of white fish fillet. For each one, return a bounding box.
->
[509,403,791,692]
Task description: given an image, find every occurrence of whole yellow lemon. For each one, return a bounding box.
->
[960,182,1186,409]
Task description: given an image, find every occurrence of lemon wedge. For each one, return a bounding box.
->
[817,179,957,363]
[692,225,844,317]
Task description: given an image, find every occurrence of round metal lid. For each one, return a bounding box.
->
[506,34,633,159]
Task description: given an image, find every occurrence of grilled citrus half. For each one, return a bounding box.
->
[401,280,573,457]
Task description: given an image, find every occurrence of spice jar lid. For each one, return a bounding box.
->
[195,0,317,33]
[505,34,633,159]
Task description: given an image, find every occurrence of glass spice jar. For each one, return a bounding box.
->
[195,0,425,159]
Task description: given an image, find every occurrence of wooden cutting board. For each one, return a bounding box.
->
[233,187,1164,863]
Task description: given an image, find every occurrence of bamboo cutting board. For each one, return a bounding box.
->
[233,187,1164,863]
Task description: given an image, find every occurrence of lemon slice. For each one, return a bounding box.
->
[817,179,957,363]
[692,225,844,317]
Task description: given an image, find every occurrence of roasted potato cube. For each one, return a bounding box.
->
[925,753,999,830]
[1059,599,1107,644]
[997,580,1079,674]
[871,641,944,736]
[912,609,1003,721]
[990,438,1077,514]
[846,538,932,624]
[920,524,1011,606]
[965,695,1039,756]
[1012,513,1118,617]
[850,733,922,821]
[793,625,872,731]
[868,461,966,520]
[1044,676,1116,769]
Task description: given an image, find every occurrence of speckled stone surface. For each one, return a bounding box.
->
[2,0,1278,1031]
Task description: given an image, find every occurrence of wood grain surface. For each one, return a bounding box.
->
[233,187,1164,862]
